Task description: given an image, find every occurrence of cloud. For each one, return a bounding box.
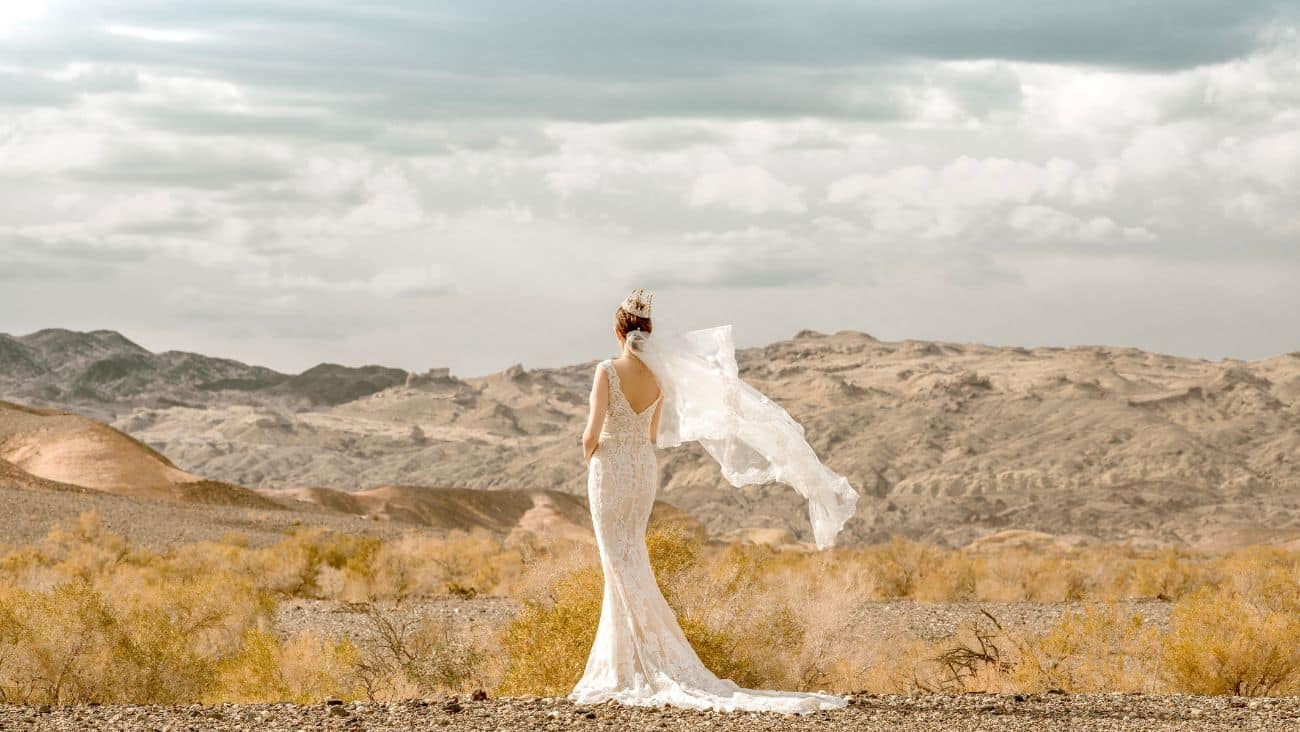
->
[237,266,453,298]
[828,156,1126,240]
[104,24,211,44]
[1007,205,1154,243]
[0,3,1297,372]
[688,166,805,214]
[71,143,294,189]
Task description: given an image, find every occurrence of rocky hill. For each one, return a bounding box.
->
[0,328,406,417]
[3,328,1299,549]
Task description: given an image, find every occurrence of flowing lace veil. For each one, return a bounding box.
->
[625,326,858,549]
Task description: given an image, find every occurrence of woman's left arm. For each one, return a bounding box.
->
[582,365,609,463]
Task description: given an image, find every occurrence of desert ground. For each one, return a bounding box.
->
[4,694,1299,731]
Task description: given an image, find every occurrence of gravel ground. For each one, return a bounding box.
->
[847,599,1174,640]
[273,598,520,640]
[3,694,1298,731]
[0,485,417,549]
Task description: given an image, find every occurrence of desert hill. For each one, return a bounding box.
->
[0,399,278,508]
[0,393,698,547]
[3,328,1299,549]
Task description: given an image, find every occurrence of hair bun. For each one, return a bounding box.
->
[625,329,650,352]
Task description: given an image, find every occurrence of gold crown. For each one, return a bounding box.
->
[619,288,653,318]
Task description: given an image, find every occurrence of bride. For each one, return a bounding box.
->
[569,289,859,713]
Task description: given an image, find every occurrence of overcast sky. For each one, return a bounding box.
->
[2,1,1298,375]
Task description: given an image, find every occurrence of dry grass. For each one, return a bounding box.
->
[2,512,1299,703]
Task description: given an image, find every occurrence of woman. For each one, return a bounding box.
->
[569,289,858,713]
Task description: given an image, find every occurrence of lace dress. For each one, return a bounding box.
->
[569,360,847,713]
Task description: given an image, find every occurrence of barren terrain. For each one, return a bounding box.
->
[3,692,1297,731]
[3,328,1298,549]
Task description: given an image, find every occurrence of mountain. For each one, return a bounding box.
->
[3,328,1299,549]
[0,329,406,417]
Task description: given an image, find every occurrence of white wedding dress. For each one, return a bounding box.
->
[568,358,848,713]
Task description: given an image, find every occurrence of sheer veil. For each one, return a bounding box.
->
[625,326,858,549]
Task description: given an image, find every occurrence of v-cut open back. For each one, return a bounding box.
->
[605,359,661,416]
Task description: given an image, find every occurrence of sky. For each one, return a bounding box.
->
[1,1,1298,376]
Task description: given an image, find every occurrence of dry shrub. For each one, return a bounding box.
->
[1162,584,1300,696]
[495,563,603,696]
[351,602,492,699]
[1130,547,1210,600]
[666,540,805,689]
[870,538,941,598]
[855,634,933,693]
[1018,604,1160,693]
[912,611,1023,693]
[252,529,383,598]
[9,509,1300,702]
[352,531,520,602]
[913,552,980,602]
[758,551,877,690]
[0,581,118,703]
[1219,546,1300,613]
[0,573,266,704]
[0,511,136,591]
[210,629,362,703]
[976,553,1087,602]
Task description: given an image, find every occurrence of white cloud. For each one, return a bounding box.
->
[105,24,211,44]
[827,156,1130,240]
[682,226,794,246]
[1203,129,1300,189]
[237,266,450,297]
[687,165,806,214]
[0,2,50,38]
[1118,123,1210,179]
[544,169,601,196]
[1007,205,1153,243]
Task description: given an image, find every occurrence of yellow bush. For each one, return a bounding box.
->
[210,629,362,703]
[351,602,492,699]
[495,564,603,696]
[870,537,941,598]
[1131,547,1209,601]
[913,553,981,602]
[1162,585,1300,696]
[1019,604,1159,693]
[8,510,1300,703]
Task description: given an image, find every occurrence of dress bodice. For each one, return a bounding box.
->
[598,359,660,447]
